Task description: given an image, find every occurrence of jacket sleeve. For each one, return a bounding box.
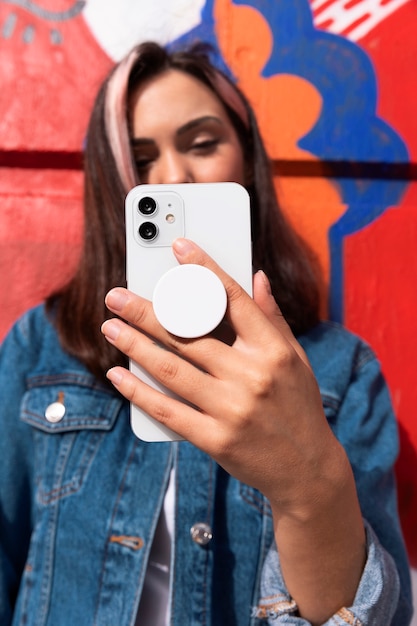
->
[253,522,401,624]
[254,340,413,625]
[0,314,37,624]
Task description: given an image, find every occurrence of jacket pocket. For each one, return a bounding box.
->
[21,375,123,505]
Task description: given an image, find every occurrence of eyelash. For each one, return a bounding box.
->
[191,138,219,152]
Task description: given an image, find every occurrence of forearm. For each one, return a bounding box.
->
[271,442,366,625]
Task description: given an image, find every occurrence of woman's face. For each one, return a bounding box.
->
[129,69,246,186]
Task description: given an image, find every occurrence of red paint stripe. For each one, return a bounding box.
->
[314,18,335,30]
[311,0,338,18]
[339,12,371,36]
[344,0,364,9]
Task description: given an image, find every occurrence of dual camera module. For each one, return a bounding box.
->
[135,191,182,246]
[137,196,158,241]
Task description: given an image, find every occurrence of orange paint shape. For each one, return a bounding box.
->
[214,0,346,303]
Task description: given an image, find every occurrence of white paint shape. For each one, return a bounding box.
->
[83,0,206,60]
[310,0,412,41]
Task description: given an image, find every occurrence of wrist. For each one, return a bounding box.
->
[269,435,357,525]
[270,439,366,624]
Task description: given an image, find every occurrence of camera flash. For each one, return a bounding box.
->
[166,213,175,224]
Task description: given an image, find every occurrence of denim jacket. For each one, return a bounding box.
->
[0,305,412,625]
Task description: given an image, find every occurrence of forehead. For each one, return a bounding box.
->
[129,69,229,134]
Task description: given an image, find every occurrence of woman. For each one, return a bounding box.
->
[0,42,412,625]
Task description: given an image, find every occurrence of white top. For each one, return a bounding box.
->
[135,469,175,625]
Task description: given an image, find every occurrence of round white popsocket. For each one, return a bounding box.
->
[153,264,227,338]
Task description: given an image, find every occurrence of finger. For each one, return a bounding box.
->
[252,270,288,329]
[252,270,296,341]
[106,365,219,444]
[105,287,154,332]
[101,317,231,410]
[252,270,312,368]
[104,288,236,376]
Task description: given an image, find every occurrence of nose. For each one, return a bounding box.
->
[151,150,192,184]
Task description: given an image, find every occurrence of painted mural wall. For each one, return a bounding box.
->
[0,0,416,564]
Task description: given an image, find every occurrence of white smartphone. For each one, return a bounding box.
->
[125,182,252,442]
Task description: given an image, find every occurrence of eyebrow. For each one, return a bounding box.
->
[131,115,224,146]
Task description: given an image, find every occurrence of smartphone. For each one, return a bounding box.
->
[125,182,252,442]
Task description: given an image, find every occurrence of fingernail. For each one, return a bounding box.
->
[101,319,121,341]
[257,270,272,295]
[106,367,124,386]
[172,238,195,257]
[106,288,128,312]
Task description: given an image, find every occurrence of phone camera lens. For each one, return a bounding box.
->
[139,221,158,241]
[138,196,157,215]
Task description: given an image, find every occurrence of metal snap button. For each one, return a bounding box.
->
[45,401,66,423]
[190,522,213,546]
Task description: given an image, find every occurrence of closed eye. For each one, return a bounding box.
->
[135,157,153,171]
[190,138,219,153]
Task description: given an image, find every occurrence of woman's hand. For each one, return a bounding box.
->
[102,238,334,512]
[101,238,366,624]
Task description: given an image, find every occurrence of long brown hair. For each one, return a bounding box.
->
[47,41,321,384]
